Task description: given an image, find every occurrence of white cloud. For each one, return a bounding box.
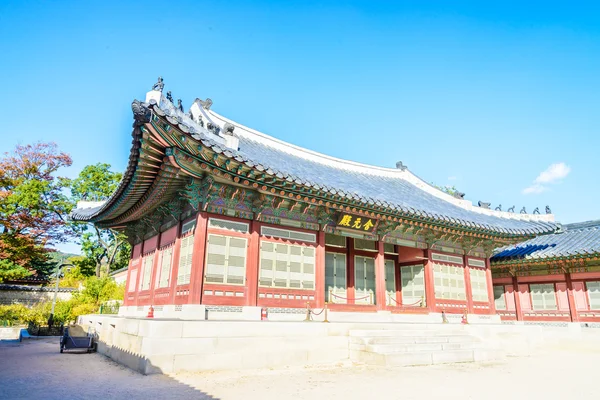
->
[523,162,571,195]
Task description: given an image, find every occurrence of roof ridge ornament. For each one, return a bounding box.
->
[546,205,552,214]
[453,191,465,200]
[223,122,235,136]
[199,98,213,110]
[520,207,527,214]
[478,201,490,209]
[533,207,540,214]
[495,204,502,211]
[177,99,184,112]
[395,161,407,171]
[508,206,515,213]
[151,76,164,92]
[131,100,151,127]
[166,91,173,103]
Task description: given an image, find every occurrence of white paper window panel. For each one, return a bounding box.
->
[468,258,486,268]
[177,234,194,285]
[401,264,426,305]
[205,234,247,285]
[530,283,557,310]
[493,286,507,310]
[128,270,137,292]
[261,226,316,243]
[181,220,196,235]
[158,248,173,288]
[325,234,346,248]
[355,256,376,304]
[469,268,489,302]
[141,256,153,290]
[433,263,466,300]
[208,218,249,233]
[587,281,600,309]
[385,259,396,305]
[325,252,347,295]
[431,253,463,265]
[354,238,377,251]
[259,241,315,289]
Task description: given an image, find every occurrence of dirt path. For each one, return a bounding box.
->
[1,335,599,400]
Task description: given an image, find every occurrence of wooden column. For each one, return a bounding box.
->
[123,247,135,307]
[189,212,208,304]
[565,272,579,322]
[347,238,356,304]
[245,220,261,307]
[148,231,162,306]
[134,241,145,306]
[168,221,182,305]
[423,249,436,312]
[395,253,403,306]
[375,240,387,309]
[485,258,496,314]
[512,275,523,321]
[463,255,474,314]
[314,230,326,308]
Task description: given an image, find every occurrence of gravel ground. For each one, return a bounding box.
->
[1,334,600,400]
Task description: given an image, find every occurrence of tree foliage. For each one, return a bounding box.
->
[0,143,73,282]
[70,163,130,277]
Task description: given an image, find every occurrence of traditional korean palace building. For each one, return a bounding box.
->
[492,220,600,324]
[72,81,594,323]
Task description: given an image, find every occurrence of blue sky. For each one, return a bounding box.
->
[1,1,599,254]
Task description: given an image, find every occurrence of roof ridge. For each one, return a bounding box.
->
[564,219,600,230]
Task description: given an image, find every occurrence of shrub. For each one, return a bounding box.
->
[0,304,30,325]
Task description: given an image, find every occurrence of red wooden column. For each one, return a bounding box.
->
[347,238,356,304]
[375,240,387,309]
[565,272,580,322]
[512,275,524,321]
[148,231,162,306]
[123,247,135,307]
[133,241,145,306]
[189,212,209,304]
[314,230,326,308]
[245,220,261,307]
[395,253,403,306]
[423,249,436,312]
[463,255,474,314]
[168,221,183,305]
[485,258,496,314]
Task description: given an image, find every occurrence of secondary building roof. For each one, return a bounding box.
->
[492,220,600,263]
[71,86,559,238]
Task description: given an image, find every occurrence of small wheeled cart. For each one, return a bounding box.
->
[59,327,96,353]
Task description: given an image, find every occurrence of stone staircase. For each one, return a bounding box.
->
[349,326,505,367]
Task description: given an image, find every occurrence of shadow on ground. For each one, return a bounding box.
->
[0,338,218,400]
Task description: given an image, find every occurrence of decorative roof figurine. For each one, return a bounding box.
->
[520,207,527,214]
[151,76,164,92]
[495,204,502,211]
[177,99,184,112]
[546,205,552,214]
[478,201,490,209]
[166,91,173,103]
[533,207,540,214]
[395,161,407,171]
[508,206,515,213]
[453,191,465,200]
[223,122,235,136]
[199,98,213,110]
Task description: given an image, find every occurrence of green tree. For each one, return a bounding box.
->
[70,163,131,277]
[0,143,73,282]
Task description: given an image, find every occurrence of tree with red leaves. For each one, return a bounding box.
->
[0,142,73,282]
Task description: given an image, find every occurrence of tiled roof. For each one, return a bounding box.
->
[71,93,560,237]
[492,220,600,263]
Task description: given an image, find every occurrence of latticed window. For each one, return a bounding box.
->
[259,241,315,289]
[354,239,377,252]
[156,248,173,288]
[401,264,425,306]
[140,255,153,291]
[177,235,194,285]
[433,263,466,300]
[385,259,396,305]
[586,281,600,309]
[325,234,346,248]
[469,268,489,302]
[325,252,347,303]
[204,234,247,285]
[354,256,376,304]
[493,285,506,310]
[530,283,557,310]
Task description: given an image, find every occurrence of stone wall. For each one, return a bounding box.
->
[0,285,75,306]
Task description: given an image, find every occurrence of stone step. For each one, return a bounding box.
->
[366,341,485,353]
[351,348,504,367]
[349,329,467,338]
[350,334,478,345]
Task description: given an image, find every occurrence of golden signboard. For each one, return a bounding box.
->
[336,212,377,233]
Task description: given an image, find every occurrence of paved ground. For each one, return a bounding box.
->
[1,334,600,399]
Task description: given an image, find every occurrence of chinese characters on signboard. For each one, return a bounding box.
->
[336,212,378,233]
